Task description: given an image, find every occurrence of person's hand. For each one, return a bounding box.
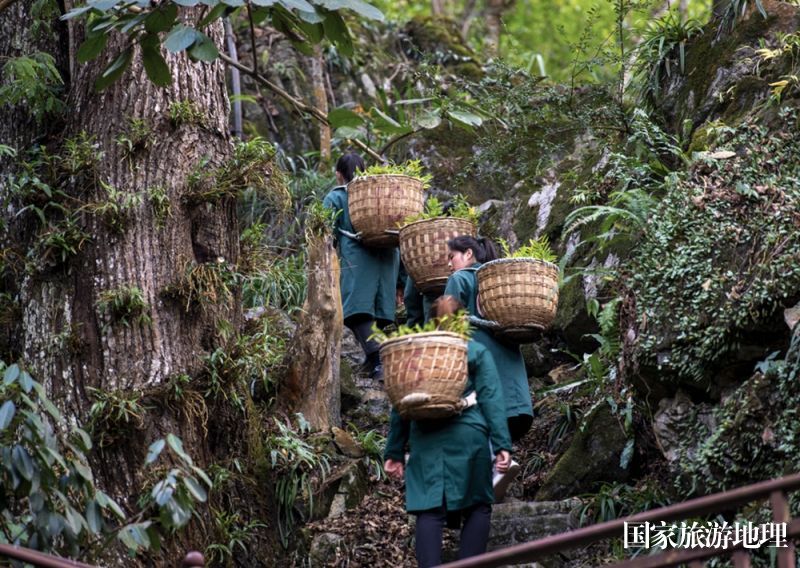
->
[384,459,404,480]
[396,288,404,307]
[433,295,461,317]
[495,450,511,473]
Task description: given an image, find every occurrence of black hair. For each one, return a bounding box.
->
[447,235,499,263]
[336,152,365,183]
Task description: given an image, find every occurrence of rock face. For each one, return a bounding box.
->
[652,391,716,465]
[536,403,630,500]
[660,1,800,134]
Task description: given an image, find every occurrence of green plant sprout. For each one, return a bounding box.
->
[361,159,433,189]
[499,236,558,263]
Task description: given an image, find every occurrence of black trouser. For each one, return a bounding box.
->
[507,414,533,443]
[415,503,491,567]
[344,314,388,371]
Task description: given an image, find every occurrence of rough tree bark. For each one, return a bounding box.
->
[1,3,239,558]
[281,235,342,430]
[310,45,331,164]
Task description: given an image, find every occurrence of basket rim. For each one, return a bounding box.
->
[479,257,559,270]
[379,330,468,349]
[348,173,425,185]
[398,216,477,234]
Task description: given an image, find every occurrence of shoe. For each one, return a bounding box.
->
[493,460,520,503]
[369,364,384,381]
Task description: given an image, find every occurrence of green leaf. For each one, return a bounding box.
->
[0,401,16,430]
[166,433,192,464]
[198,3,228,27]
[4,364,20,385]
[97,490,126,519]
[86,500,103,534]
[144,3,178,33]
[74,427,93,452]
[414,111,441,130]
[73,460,94,483]
[191,465,213,487]
[18,371,33,393]
[188,32,219,61]
[316,0,383,21]
[164,24,198,53]
[77,33,109,63]
[95,47,133,91]
[447,109,483,129]
[250,0,277,6]
[278,0,314,11]
[328,107,364,129]
[334,126,364,139]
[297,9,324,23]
[142,45,172,87]
[183,476,208,502]
[145,439,166,464]
[64,505,84,535]
[322,12,352,56]
[619,438,635,469]
[12,446,34,481]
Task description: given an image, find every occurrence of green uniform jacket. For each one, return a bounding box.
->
[322,186,399,322]
[403,276,437,327]
[444,263,533,419]
[384,341,512,513]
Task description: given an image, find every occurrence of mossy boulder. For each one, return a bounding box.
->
[402,16,483,79]
[659,1,800,134]
[535,403,630,500]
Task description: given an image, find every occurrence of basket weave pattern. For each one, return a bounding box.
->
[348,174,425,247]
[477,258,560,328]
[380,332,468,420]
[399,217,477,294]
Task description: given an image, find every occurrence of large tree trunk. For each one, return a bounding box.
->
[2,4,244,560]
[310,45,331,164]
[282,235,342,430]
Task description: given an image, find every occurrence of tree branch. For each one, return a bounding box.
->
[218,52,384,163]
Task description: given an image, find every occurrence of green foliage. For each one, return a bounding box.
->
[166,259,238,312]
[187,138,289,206]
[499,236,558,263]
[719,0,767,33]
[85,181,143,233]
[168,100,205,127]
[64,0,383,89]
[242,253,307,312]
[204,317,286,410]
[267,414,331,547]
[632,14,704,109]
[402,194,479,225]
[631,109,800,383]
[578,480,671,525]
[147,185,172,227]
[361,159,433,188]
[115,117,154,157]
[370,312,472,342]
[0,362,208,559]
[547,401,580,451]
[96,285,151,328]
[205,508,267,566]
[346,423,386,480]
[87,387,147,446]
[0,53,64,122]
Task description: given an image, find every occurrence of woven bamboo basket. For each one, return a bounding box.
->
[348,174,425,248]
[399,217,477,294]
[476,258,559,341]
[380,331,468,420]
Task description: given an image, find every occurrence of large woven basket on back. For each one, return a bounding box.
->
[399,217,477,294]
[348,174,425,248]
[380,331,468,420]
[477,258,560,343]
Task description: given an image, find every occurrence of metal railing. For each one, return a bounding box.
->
[0,545,205,567]
[443,472,800,568]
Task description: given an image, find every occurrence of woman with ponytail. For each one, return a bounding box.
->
[322,152,400,379]
[443,235,533,499]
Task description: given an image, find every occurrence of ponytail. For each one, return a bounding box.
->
[447,235,499,263]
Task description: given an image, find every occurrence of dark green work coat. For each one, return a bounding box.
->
[322,186,399,322]
[444,263,533,420]
[403,276,438,327]
[384,341,512,513]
